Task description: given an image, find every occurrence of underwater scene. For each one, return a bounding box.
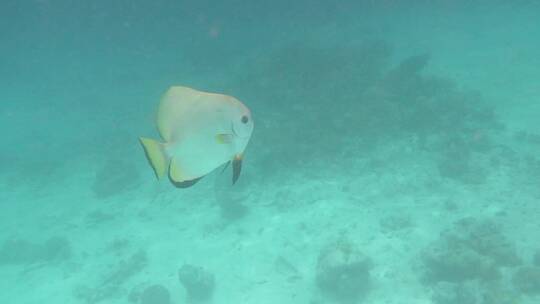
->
[1,1,540,303]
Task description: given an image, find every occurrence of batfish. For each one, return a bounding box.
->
[139,86,254,188]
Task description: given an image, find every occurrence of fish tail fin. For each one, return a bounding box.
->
[139,137,168,179]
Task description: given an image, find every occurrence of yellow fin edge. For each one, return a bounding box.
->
[139,137,167,180]
[169,157,184,182]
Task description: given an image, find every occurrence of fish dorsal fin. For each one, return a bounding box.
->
[157,86,202,141]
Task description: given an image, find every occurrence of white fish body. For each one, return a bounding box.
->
[140,86,253,187]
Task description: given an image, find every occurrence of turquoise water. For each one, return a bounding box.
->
[2,1,540,303]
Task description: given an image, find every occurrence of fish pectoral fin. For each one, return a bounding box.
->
[139,137,168,179]
[215,133,234,144]
[168,157,203,188]
[232,154,243,185]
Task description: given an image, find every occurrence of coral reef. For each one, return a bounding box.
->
[534,250,540,266]
[0,236,71,265]
[432,280,520,304]
[447,218,521,267]
[316,240,372,302]
[421,241,499,283]
[213,169,251,220]
[274,256,301,282]
[75,250,147,303]
[435,136,488,184]
[140,284,171,304]
[379,215,413,233]
[178,264,215,301]
[420,217,520,285]
[431,282,477,304]
[512,266,540,295]
[226,40,503,185]
[419,218,527,303]
[102,250,148,286]
[85,209,116,226]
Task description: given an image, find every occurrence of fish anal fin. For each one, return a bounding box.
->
[169,157,184,183]
[169,176,203,188]
[139,137,168,179]
[168,158,203,188]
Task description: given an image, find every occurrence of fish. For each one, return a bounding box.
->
[139,86,254,188]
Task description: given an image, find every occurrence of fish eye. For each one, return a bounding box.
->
[241,115,249,124]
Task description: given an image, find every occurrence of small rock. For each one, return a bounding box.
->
[431,282,477,304]
[140,284,171,304]
[274,256,301,282]
[316,240,372,302]
[533,250,540,266]
[178,264,215,301]
[512,266,540,295]
[42,236,71,261]
[379,215,413,232]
